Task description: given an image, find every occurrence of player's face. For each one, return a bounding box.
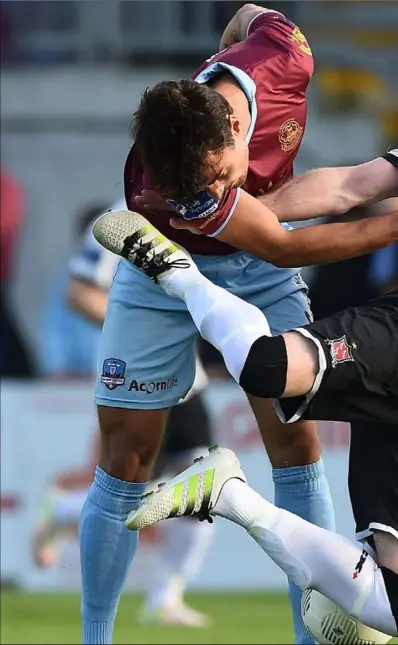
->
[204,124,249,201]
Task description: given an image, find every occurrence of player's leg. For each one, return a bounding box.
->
[282,289,398,424]
[33,455,98,568]
[127,446,398,636]
[215,471,397,636]
[141,390,213,627]
[349,420,398,628]
[349,420,398,554]
[33,487,88,568]
[79,261,197,644]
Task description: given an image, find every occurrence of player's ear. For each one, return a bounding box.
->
[228,114,242,136]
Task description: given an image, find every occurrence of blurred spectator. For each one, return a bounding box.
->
[1,0,78,65]
[1,166,34,377]
[37,203,108,379]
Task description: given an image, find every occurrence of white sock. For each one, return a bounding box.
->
[51,489,87,525]
[216,479,397,636]
[161,267,271,382]
[146,518,214,610]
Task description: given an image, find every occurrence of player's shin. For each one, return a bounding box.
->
[216,479,397,636]
[79,467,146,644]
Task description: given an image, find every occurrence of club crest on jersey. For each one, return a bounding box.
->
[326,336,354,368]
[167,191,219,220]
[279,118,303,153]
[290,26,312,56]
[101,358,126,390]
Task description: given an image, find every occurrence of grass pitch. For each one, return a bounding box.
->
[3,590,397,644]
[2,591,293,644]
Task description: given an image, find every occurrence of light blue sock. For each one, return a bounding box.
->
[273,459,335,645]
[79,466,146,644]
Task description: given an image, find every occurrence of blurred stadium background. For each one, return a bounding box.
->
[1,1,397,643]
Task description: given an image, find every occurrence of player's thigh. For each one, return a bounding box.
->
[349,421,398,549]
[373,531,398,573]
[248,288,320,468]
[305,292,398,395]
[95,263,198,481]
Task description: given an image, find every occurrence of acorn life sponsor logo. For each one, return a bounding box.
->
[129,376,178,394]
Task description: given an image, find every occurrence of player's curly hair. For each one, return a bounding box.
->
[132,79,234,199]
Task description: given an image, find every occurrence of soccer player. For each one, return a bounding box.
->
[80,1,398,641]
[94,210,398,637]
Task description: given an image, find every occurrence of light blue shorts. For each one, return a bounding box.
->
[95,252,311,410]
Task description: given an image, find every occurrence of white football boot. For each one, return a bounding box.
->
[138,601,212,628]
[92,209,198,297]
[126,445,246,531]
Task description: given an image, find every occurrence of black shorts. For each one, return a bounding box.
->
[349,420,398,543]
[350,421,398,627]
[276,290,398,425]
[153,392,212,477]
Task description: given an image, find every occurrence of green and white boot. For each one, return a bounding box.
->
[126,445,246,531]
[92,209,195,296]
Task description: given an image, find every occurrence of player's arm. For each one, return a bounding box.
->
[264,153,398,222]
[219,3,282,50]
[67,278,107,326]
[67,226,115,325]
[166,156,397,229]
[213,189,398,267]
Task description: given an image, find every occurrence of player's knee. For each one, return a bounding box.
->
[374,531,398,574]
[379,566,398,633]
[97,405,168,482]
[239,335,288,398]
[272,420,320,467]
[249,397,320,467]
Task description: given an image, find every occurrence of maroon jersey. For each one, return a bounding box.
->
[124,11,313,255]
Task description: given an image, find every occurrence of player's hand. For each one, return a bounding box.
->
[135,190,174,212]
[169,217,203,234]
[135,190,205,234]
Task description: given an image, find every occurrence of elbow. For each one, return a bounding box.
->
[331,192,361,216]
[263,241,305,268]
[243,237,295,267]
[334,163,385,214]
[270,254,297,268]
[259,246,295,268]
